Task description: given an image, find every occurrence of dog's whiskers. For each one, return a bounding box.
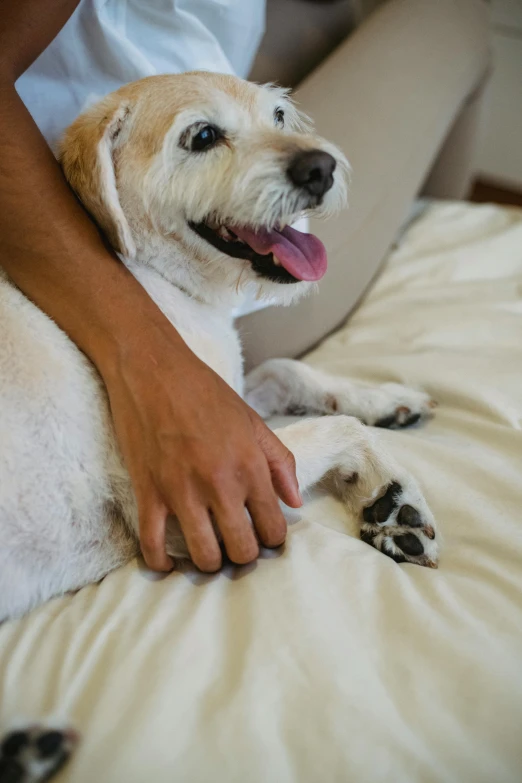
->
[235,265,247,295]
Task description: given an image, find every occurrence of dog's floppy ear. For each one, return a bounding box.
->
[59,97,136,259]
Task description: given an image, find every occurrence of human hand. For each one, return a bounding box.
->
[104,324,301,572]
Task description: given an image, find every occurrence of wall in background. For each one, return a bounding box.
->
[476,0,522,190]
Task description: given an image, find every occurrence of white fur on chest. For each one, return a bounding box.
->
[129,262,244,395]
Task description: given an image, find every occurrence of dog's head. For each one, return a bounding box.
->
[60,72,349,304]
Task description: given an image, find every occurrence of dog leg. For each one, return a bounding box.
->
[0,724,78,782]
[246,358,436,428]
[275,416,439,567]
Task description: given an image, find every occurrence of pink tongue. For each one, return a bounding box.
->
[230,224,327,281]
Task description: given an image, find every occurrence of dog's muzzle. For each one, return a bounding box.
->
[189,147,336,284]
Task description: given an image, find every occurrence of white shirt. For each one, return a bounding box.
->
[16,0,265,151]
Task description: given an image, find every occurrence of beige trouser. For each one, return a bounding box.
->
[239,0,490,369]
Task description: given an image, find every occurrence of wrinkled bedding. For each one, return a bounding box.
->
[1,201,521,782]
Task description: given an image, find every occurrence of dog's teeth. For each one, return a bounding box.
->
[273,257,281,266]
[218,226,234,241]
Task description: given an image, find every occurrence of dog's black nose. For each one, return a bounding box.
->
[288,149,336,198]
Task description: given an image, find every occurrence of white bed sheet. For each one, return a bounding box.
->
[1,201,522,782]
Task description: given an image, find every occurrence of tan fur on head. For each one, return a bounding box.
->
[59,72,350,306]
[59,95,136,257]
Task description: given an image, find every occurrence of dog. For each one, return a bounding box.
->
[0,72,439,781]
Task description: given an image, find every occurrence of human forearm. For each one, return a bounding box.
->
[0,80,194,378]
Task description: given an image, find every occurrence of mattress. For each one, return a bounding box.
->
[1,200,522,782]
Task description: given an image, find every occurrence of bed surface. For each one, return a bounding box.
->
[1,201,521,782]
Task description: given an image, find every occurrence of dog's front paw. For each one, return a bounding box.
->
[360,480,439,568]
[361,383,437,429]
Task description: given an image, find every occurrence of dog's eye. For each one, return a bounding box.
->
[191,125,220,152]
[274,108,285,128]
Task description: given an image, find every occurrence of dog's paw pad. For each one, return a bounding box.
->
[363,481,401,522]
[374,406,424,430]
[396,504,422,527]
[393,531,424,556]
[0,725,78,783]
[361,483,439,568]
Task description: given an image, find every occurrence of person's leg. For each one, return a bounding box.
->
[238,0,490,368]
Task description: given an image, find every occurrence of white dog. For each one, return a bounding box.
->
[0,69,440,782]
[0,72,439,627]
